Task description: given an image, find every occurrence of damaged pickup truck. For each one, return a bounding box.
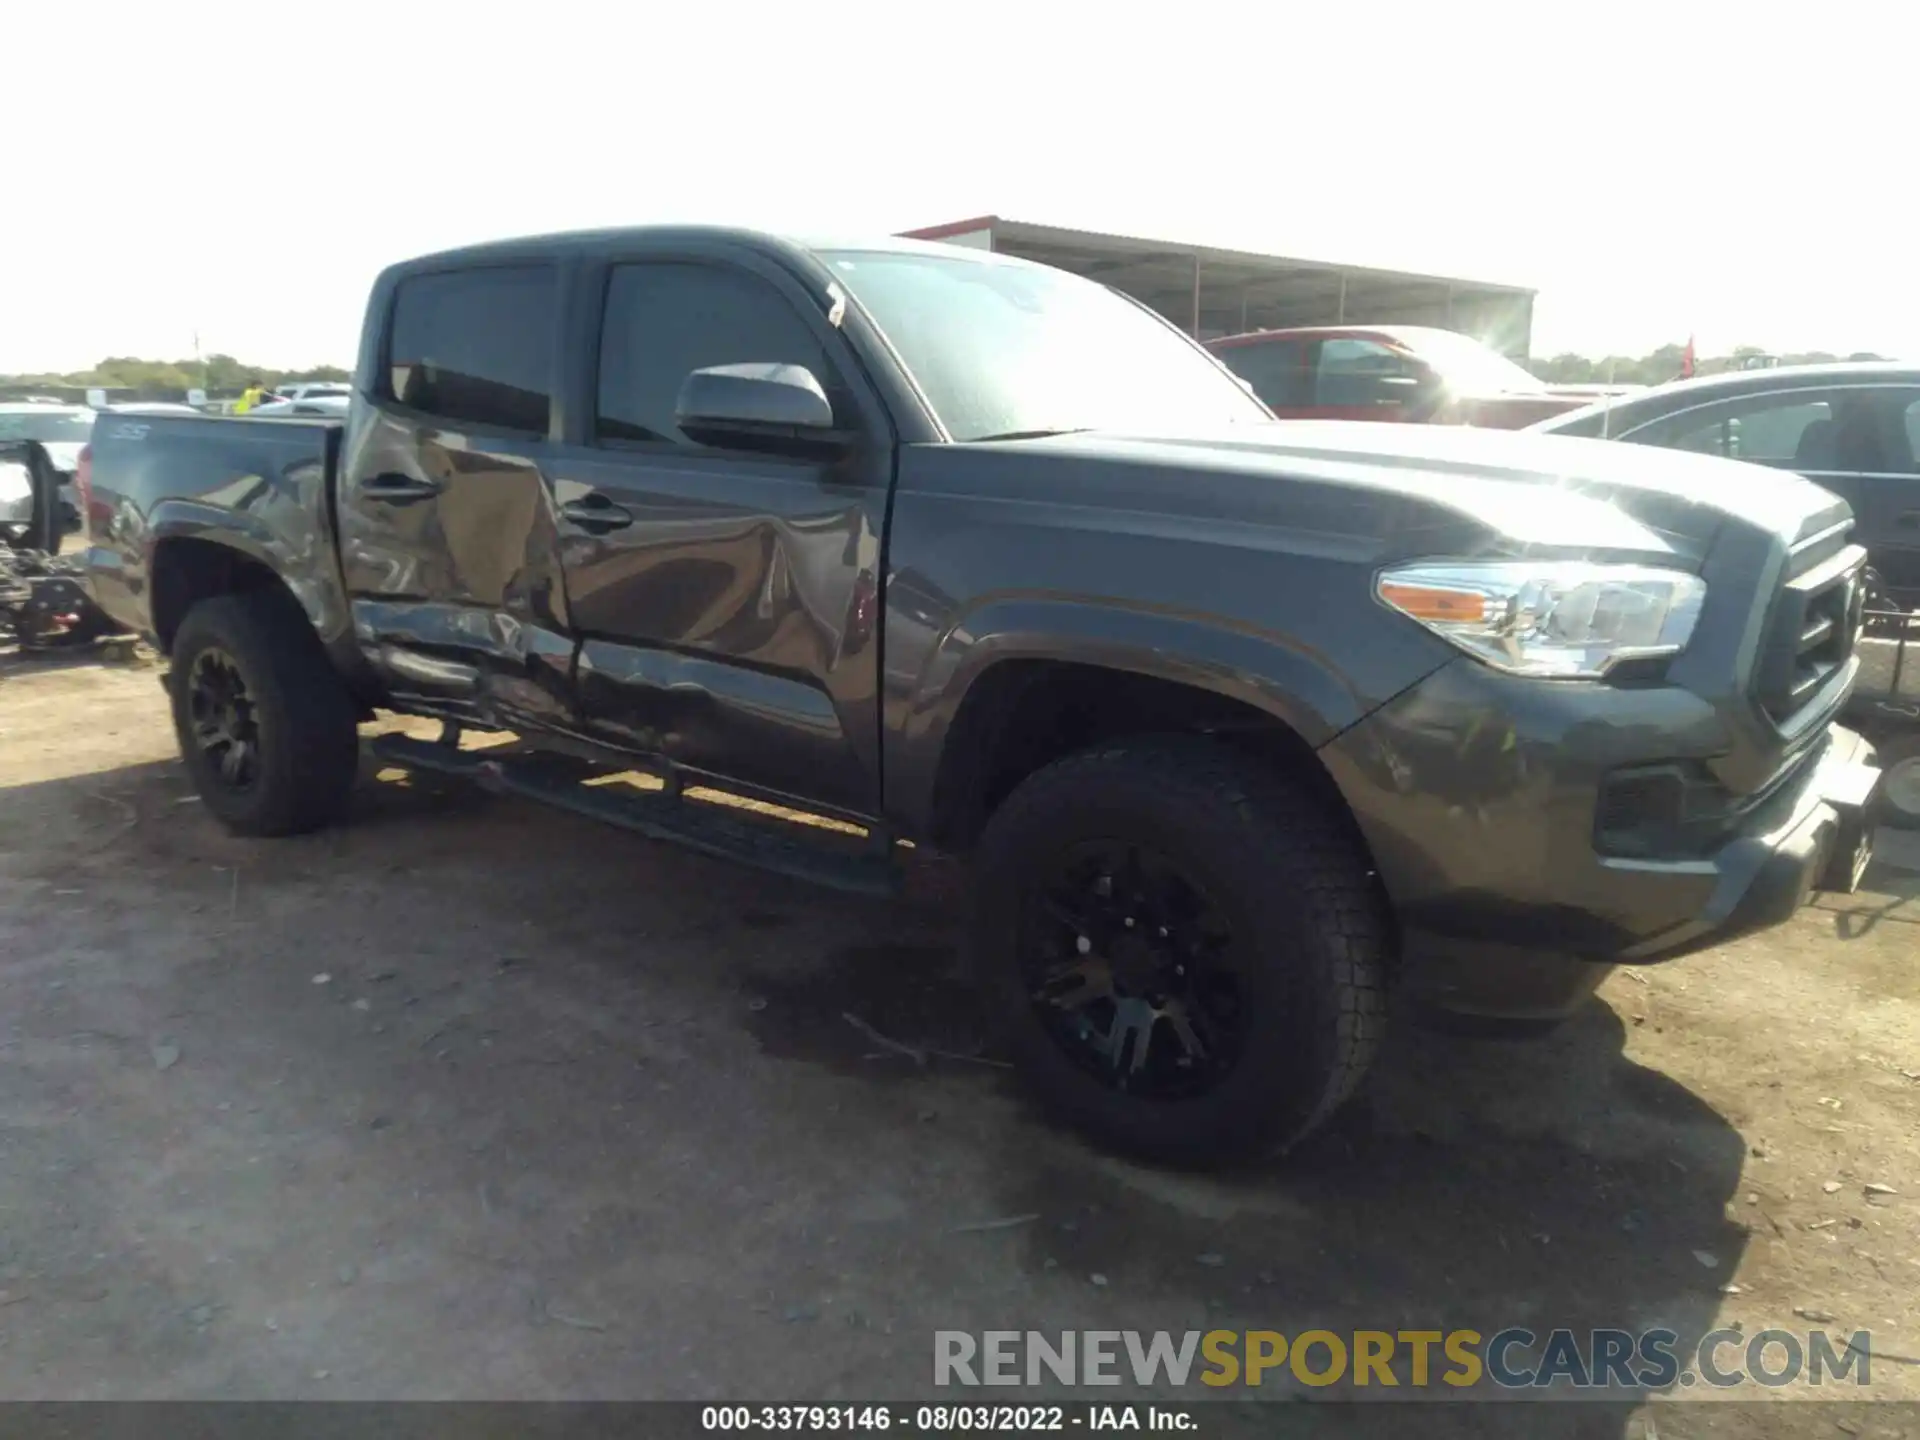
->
[82,228,1881,1163]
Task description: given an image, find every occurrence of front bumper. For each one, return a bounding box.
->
[1319,661,1880,1020]
[1627,727,1876,963]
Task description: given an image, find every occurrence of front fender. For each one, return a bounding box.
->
[884,593,1415,834]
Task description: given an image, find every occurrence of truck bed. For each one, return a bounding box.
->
[82,412,346,648]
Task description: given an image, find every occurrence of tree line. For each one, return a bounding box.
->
[1526,343,1891,386]
[0,355,350,397]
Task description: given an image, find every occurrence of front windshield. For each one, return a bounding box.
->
[0,410,93,444]
[822,250,1268,441]
[1403,328,1545,396]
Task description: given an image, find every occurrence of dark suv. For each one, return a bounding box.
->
[1536,364,1920,610]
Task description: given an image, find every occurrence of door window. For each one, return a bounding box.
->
[386,265,557,434]
[1650,399,1833,463]
[1629,389,1916,472]
[1316,338,1415,408]
[596,263,836,448]
[1216,340,1310,409]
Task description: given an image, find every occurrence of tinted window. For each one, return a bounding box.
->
[387,266,556,433]
[1641,399,1834,462]
[1317,338,1413,408]
[597,262,834,447]
[1216,340,1310,409]
[1624,391,1903,470]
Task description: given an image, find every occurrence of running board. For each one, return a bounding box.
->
[369,733,900,897]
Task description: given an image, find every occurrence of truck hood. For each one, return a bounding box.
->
[992,420,1851,568]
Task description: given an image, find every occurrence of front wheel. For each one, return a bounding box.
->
[971,737,1390,1166]
[168,592,361,836]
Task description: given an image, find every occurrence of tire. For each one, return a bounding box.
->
[168,592,361,836]
[1875,733,1920,832]
[971,736,1390,1166]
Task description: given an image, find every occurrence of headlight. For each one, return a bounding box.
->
[1377,560,1707,678]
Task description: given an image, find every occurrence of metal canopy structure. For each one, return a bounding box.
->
[898,215,1538,358]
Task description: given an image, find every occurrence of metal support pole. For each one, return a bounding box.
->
[1336,273,1348,324]
[1445,284,1456,329]
[1239,292,1248,332]
[1191,254,1203,338]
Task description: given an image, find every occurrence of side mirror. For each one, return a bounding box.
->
[675,362,845,457]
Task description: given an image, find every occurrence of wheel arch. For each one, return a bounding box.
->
[895,599,1377,855]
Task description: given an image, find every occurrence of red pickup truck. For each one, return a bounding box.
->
[1207,324,1624,428]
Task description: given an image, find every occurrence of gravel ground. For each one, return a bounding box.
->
[1,649,1915,1436]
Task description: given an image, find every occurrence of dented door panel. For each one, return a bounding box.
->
[336,406,576,733]
[554,452,885,815]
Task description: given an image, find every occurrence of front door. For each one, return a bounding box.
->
[335,262,577,733]
[1620,384,1920,609]
[1806,390,1920,608]
[543,249,892,818]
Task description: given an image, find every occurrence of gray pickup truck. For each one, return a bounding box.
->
[81,228,1882,1164]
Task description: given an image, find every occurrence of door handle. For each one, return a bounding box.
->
[560,494,633,531]
[358,472,443,502]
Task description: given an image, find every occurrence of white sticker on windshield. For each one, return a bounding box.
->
[825,282,847,329]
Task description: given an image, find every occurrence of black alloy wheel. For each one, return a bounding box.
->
[1024,839,1243,1099]
[186,646,263,792]
[167,593,361,836]
[971,736,1390,1165]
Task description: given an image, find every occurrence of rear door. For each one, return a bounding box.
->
[541,243,893,817]
[334,262,579,732]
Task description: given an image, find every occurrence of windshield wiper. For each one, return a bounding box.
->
[970,427,1093,443]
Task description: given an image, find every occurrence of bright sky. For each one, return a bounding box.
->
[7,1,1910,373]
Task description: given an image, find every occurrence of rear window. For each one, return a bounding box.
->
[386,266,556,434]
[1215,339,1309,409]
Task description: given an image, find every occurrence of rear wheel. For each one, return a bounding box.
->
[168,593,360,836]
[1876,733,1920,831]
[971,736,1390,1165]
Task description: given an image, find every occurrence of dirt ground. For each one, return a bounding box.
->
[0,646,1915,1434]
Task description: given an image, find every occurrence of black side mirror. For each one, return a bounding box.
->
[675,363,847,457]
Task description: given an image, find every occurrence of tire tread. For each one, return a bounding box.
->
[169,592,359,836]
[975,734,1390,1160]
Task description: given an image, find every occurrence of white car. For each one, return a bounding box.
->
[106,401,203,416]
[248,395,350,418]
[0,402,93,534]
[275,382,352,404]
[0,456,33,532]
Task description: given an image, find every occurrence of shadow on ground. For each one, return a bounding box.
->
[0,747,1756,1431]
